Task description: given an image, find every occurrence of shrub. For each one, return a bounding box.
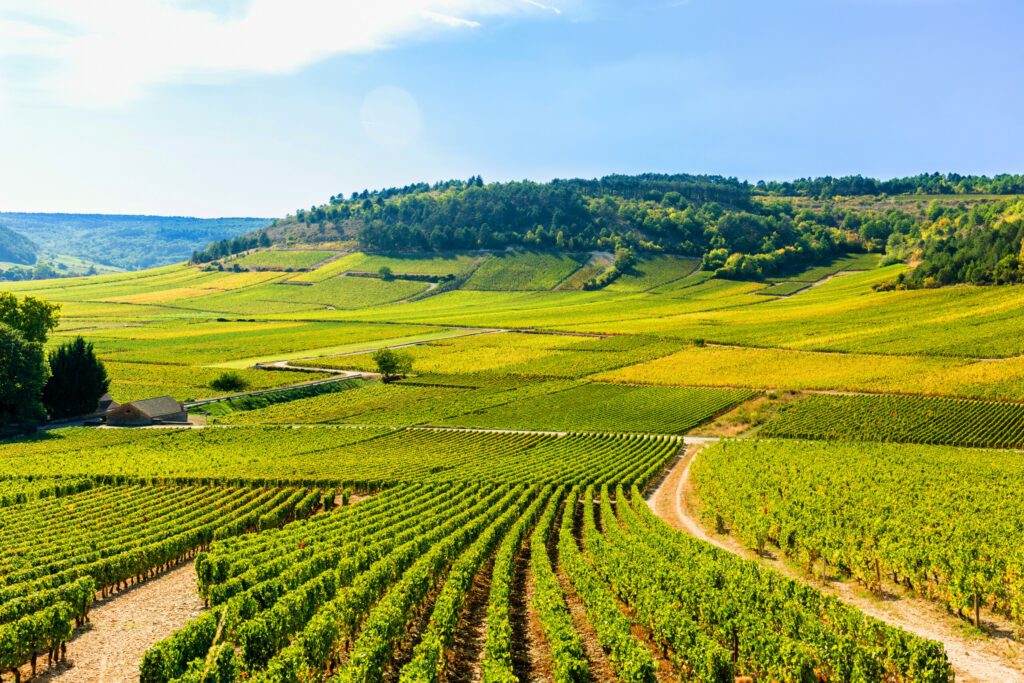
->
[210,371,249,392]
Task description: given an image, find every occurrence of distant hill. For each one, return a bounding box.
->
[0,212,272,270]
[0,224,36,265]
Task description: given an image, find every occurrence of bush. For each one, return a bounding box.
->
[210,371,249,392]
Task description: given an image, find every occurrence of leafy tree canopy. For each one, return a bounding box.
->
[0,323,47,426]
[0,293,60,343]
[372,348,413,383]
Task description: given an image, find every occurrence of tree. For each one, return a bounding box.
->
[372,348,413,382]
[378,266,395,281]
[0,323,48,426]
[0,293,60,343]
[42,337,110,419]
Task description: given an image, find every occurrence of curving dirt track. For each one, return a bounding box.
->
[648,445,1024,683]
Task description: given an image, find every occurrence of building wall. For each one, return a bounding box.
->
[152,411,189,424]
[106,405,153,426]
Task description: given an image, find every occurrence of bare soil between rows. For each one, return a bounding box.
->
[33,562,204,683]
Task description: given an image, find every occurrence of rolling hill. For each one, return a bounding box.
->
[0,223,36,265]
[0,212,271,272]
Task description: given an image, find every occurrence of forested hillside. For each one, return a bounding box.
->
[0,224,36,265]
[273,174,866,280]
[0,212,271,272]
[893,199,1024,287]
[271,172,1024,284]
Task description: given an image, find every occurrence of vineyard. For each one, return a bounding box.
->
[0,427,680,487]
[760,393,1024,448]
[230,250,339,271]
[213,377,577,427]
[210,376,751,434]
[438,382,754,434]
[0,417,968,681]
[462,252,585,291]
[132,482,951,683]
[694,439,1024,629]
[0,482,329,678]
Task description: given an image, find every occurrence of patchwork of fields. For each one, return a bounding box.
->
[5,245,1024,681]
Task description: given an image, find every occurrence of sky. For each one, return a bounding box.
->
[0,0,1021,217]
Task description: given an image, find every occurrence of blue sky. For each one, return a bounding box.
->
[0,0,1020,217]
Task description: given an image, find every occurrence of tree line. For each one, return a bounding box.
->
[757,172,1024,199]
[0,293,109,431]
[191,232,271,265]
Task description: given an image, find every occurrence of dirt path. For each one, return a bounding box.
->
[445,555,495,683]
[648,446,1024,683]
[516,546,552,683]
[40,562,204,683]
[557,499,615,683]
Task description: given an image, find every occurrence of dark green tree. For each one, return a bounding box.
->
[0,292,60,343]
[372,348,413,382]
[0,323,48,426]
[42,337,110,419]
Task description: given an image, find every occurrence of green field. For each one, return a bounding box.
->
[214,376,577,427]
[298,331,682,379]
[755,280,808,296]
[768,252,881,283]
[230,249,339,271]
[760,393,1024,447]
[603,255,700,292]
[463,252,585,290]
[287,252,480,284]
[102,360,330,402]
[438,382,755,433]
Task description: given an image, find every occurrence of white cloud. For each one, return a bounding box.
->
[521,0,562,14]
[420,10,482,28]
[0,0,564,107]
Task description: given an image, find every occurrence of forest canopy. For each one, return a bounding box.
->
[756,172,1024,199]
[269,172,1024,286]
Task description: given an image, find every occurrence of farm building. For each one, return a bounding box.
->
[97,393,119,415]
[105,396,188,426]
